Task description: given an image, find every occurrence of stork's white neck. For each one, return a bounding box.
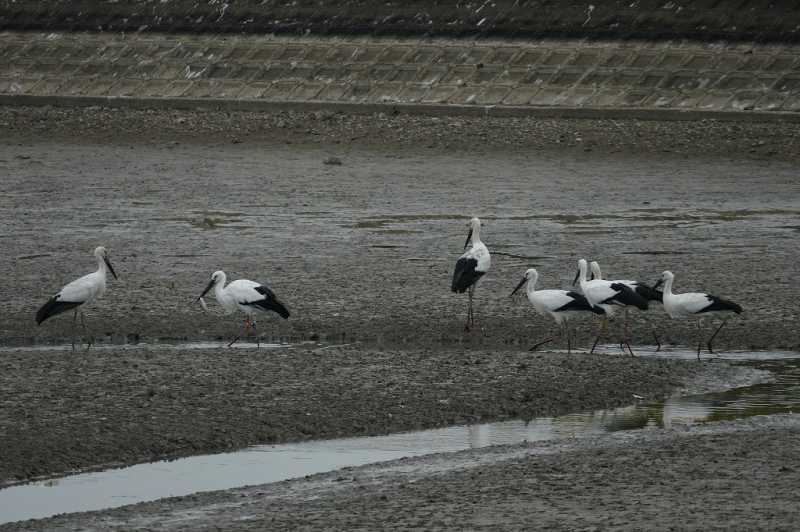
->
[590,262,602,280]
[526,272,539,297]
[471,223,482,245]
[214,274,228,299]
[95,253,107,274]
[578,260,589,291]
[662,274,674,296]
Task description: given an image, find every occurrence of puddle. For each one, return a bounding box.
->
[0,349,797,524]
[491,251,551,261]
[622,250,689,256]
[375,229,419,235]
[344,209,800,234]
[0,341,292,353]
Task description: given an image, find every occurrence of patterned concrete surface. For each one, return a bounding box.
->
[2,31,800,116]
[4,0,800,43]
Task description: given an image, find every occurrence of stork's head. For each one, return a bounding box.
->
[198,270,226,301]
[572,258,588,286]
[589,261,601,281]
[463,217,482,249]
[94,246,118,280]
[653,270,673,289]
[510,268,538,297]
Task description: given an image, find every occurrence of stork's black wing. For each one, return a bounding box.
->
[36,296,81,325]
[555,291,603,314]
[243,284,291,319]
[633,283,664,303]
[451,258,483,293]
[698,294,742,314]
[606,283,649,310]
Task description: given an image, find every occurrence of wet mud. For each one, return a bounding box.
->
[1,107,798,352]
[6,414,799,531]
[0,345,711,486]
[1,106,799,527]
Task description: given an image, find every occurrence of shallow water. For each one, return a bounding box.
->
[0,341,291,352]
[0,348,797,524]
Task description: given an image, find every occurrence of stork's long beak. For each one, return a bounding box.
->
[463,227,473,250]
[572,269,580,286]
[510,276,527,297]
[197,278,215,301]
[104,257,118,280]
[653,278,664,289]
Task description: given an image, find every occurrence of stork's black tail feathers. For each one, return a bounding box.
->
[257,297,291,319]
[36,297,81,325]
[701,295,743,314]
[634,283,664,303]
[249,286,291,319]
[609,283,649,310]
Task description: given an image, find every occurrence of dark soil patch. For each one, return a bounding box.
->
[2,1,799,42]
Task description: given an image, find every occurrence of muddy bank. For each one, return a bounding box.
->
[1,106,798,352]
[0,103,798,486]
[3,106,800,159]
[0,344,733,486]
[6,414,797,531]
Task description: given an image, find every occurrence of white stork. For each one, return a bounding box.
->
[451,217,491,331]
[654,270,742,360]
[36,246,119,351]
[197,270,290,347]
[574,258,648,355]
[590,260,664,350]
[510,268,603,353]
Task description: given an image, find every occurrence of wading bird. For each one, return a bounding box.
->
[35,246,118,351]
[654,270,742,360]
[197,270,290,347]
[574,258,648,355]
[510,268,603,353]
[590,260,664,350]
[451,217,491,331]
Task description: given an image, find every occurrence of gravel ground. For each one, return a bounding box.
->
[3,106,799,158]
[0,105,798,528]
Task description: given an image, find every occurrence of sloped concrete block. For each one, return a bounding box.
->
[315,82,351,101]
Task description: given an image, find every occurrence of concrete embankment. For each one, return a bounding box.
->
[2,30,800,117]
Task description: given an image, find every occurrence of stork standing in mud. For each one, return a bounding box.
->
[574,258,649,355]
[35,246,119,351]
[451,217,491,331]
[197,270,290,347]
[511,267,603,353]
[590,260,664,350]
[654,270,742,360]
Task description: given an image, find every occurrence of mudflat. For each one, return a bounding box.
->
[1,107,798,349]
[1,105,798,528]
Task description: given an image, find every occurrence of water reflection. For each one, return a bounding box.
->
[0,351,797,525]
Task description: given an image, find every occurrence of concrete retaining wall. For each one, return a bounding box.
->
[2,31,799,117]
